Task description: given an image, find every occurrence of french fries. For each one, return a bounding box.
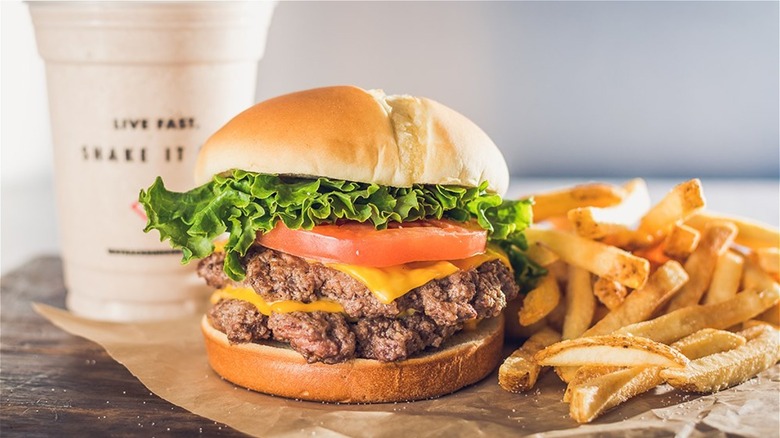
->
[526,183,626,222]
[598,226,639,249]
[566,328,748,422]
[703,251,744,304]
[545,294,567,333]
[525,228,649,289]
[686,211,780,250]
[616,288,780,344]
[562,266,596,339]
[663,224,700,260]
[583,261,688,337]
[498,327,561,393]
[524,241,559,267]
[500,179,780,424]
[666,222,737,311]
[554,365,580,384]
[535,335,689,368]
[660,324,780,392]
[568,366,662,424]
[541,334,689,422]
[636,179,706,245]
[562,365,624,403]
[670,328,746,359]
[755,247,780,275]
[741,258,780,329]
[519,274,561,326]
[592,277,627,311]
[739,322,778,346]
[567,179,651,240]
[742,256,780,291]
[757,304,780,327]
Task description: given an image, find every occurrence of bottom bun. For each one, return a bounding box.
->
[201,313,504,403]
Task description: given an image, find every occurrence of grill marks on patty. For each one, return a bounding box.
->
[209,299,271,343]
[268,312,356,364]
[202,246,518,363]
[354,314,460,362]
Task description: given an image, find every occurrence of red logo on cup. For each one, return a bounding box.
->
[131,201,147,221]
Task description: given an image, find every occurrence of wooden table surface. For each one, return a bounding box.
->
[1,256,245,437]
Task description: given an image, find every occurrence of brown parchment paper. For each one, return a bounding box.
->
[34,303,780,437]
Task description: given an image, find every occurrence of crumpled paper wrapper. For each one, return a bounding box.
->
[34,303,779,437]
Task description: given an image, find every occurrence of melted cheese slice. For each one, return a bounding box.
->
[449,246,511,272]
[327,260,459,304]
[211,286,345,316]
[328,247,510,304]
[212,247,511,313]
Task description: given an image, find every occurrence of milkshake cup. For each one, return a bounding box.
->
[28,1,276,321]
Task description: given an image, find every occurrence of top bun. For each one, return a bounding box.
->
[195,85,510,195]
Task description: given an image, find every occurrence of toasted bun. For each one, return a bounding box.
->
[201,313,504,403]
[195,85,510,195]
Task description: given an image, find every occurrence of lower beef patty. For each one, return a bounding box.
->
[203,246,519,363]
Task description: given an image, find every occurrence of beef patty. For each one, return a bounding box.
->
[203,246,518,363]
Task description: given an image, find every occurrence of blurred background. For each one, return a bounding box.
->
[2,0,778,273]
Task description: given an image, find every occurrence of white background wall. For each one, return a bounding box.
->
[255,1,779,178]
[1,1,778,273]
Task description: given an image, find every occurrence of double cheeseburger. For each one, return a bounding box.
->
[139,86,543,402]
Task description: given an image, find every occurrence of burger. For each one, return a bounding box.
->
[139,85,544,402]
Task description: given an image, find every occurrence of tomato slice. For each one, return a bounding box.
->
[256,219,488,267]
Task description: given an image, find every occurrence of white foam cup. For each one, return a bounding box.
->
[29,1,276,321]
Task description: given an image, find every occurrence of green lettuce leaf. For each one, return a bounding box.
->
[139,171,544,290]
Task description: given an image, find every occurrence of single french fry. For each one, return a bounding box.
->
[663,224,700,260]
[524,241,559,267]
[636,179,706,245]
[592,304,610,324]
[498,327,562,393]
[686,211,779,250]
[568,179,651,240]
[703,251,744,305]
[738,322,779,358]
[592,277,628,311]
[563,365,624,403]
[739,322,778,343]
[546,216,574,232]
[599,225,640,249]
[755,248,780,274]
[519,274,561,326]
[546,259,569,283]
[660,324,779,393]
[742,319,773,332]
[671,328,746,359]
[632,243,671,269]
[741,257,780,326]
[616,288,780,344]
[757,304,780,327]
[743,256,780,290]
[526,183,626,222]
[554,365,580,383]
[666,222,738,312]
[535,335,689,368]
[526,228,650,290]
[569,366,663,424]
[546,293,567,333]
[583,261,688,337]
[562,266,596,340]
